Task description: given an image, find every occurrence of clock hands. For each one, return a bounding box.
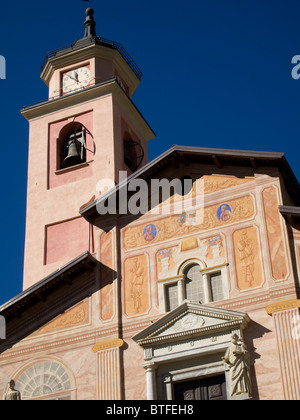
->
[66,75,77,83]
[66,72,79,83]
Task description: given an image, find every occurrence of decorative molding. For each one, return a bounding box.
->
[136,320,245,346]
[92,338,124,353]
[157,275,185,284]
[0,326,120,364]
[200,263,229,273]
[266,299,300,315]
[207,285,297,312]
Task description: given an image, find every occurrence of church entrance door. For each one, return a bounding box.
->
[174,374,227,400]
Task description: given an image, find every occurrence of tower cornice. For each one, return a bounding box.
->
[21,79,155,140]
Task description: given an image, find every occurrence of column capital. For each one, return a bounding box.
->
[266,299,300,316]
[142,362,157,372]
[92,338,124,353]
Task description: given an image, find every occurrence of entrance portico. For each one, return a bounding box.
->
[133,302,251,400]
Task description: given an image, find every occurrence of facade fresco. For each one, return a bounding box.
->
[124,254,149,316]
[202,175,253,194]
[262,186,288,281]
[123,194,255,250]
[156,234,226,279]
[233,226,264,290]
[36,301,89,334]
[1,7,300,401]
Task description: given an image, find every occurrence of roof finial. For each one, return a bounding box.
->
[82,0,96,37]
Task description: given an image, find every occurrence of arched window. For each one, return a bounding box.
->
[14,360,74,400]
[160,259,228,313]
[57,122,86,170]
[184,264,204,304]
[123,132,144,172]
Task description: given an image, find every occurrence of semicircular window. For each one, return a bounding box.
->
[15,361,72,400]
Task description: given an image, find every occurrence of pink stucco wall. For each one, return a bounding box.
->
[45,217,89,265]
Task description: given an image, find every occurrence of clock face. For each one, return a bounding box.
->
[62,67,91,94]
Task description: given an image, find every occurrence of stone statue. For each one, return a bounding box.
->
[222,333,252,399]
[3,380,21,400]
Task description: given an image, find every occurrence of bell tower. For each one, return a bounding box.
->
[21,7,155,290]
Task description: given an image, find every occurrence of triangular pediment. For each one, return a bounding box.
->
[133,302,250,346]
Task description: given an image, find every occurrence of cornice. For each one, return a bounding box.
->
[21,80,155,140]
[214,285,298,312]
[136,319,245,347]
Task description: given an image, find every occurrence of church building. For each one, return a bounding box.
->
[0,7,300,400]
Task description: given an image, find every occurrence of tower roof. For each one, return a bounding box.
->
[40,7,143,80]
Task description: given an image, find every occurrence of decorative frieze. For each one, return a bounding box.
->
[37,301,88,334]
[123,195,255,250]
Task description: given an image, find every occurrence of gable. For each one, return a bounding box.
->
[133,302,250,346]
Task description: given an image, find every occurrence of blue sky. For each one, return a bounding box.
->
[0,0,300,305]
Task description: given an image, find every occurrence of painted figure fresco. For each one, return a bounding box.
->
[143,224,157,242]
[217,204,232,222]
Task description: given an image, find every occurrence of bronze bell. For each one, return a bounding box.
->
[63,139,83,168]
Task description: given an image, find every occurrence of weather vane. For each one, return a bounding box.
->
[81,0,92,7]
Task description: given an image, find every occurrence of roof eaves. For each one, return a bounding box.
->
[0,251,97,317]
[79,145,300,222]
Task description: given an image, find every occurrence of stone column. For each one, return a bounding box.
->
[202,273,212,304]
[177,275,186,305]
[143,362,157,400]
[92,338,124,400]
[163,375,173,400]
[266,299,300,400]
